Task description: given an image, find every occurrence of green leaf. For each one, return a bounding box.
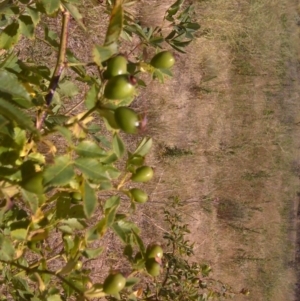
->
[112,222,127,243]
[85,225,100,242]
[132,229,145,254]
[58,80,79,97]
[0,234,15,260]
[74,141,106,158]
[167,0,184,18]
[92,44,117,66]
[125,277,140,288]
[104,1,123,46]
[61,218,86,230]
[112,133,125,158]
[105,205,117,226]
[104,196,120,210]
[56,193,71,219]
[0,98,36,133]
[10,228,27,240]
[18,14,35,39]
[83,247,104,259]
[133,137,152,156]
[74,158,115,180]
[20,189,41,213]
[0,70,30,102]
[82,180,97,218]
[26,6,41,26]
[63,2,86,31]
[43,155,75,187]
[47,294,62,301]
[40,0,60,15]
[0,21,20,49]
[68,204,85,219]
[58,258,77,275]
[84,84,98,110]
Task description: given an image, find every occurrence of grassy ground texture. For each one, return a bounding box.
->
[139,0,300,300]
[16,0,300,300]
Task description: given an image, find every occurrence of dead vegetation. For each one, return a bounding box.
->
[16,0,300,299]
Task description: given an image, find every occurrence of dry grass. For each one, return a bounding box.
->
[139,0,300,300]
[13,0,300,299]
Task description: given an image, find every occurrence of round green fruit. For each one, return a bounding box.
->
[21,172,43,194]
[106,56,128,79]
[75,261,83,270]
[150,51,175,69]
[103,273,126,295]
[145,258,160,277]
[72,192,82,201]
[130,188,148,203]
[104,75,135,100]
[115,107,139,134]
[146,245,163,259]
[131,166,154,183]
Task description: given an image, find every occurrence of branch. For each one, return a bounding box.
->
[0,259,85,296]
[36,8,70,130]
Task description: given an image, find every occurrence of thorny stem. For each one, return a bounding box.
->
[36,8,70,130]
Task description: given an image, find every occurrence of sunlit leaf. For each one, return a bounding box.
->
[43,155,75,187]
[18,14,35,39]
[74,141,106,158]
[82,180,97,218]
[27,229,48,242]
[63,2,86,31]
[58,80,79,97]
[0,21,20,49]
[104,196,120,210]
[26,6,41,25]
[112,133,125,158]
[104,0,123,46]
[0,70,31,102]
[40,0,60,15]
[74,158,113,180]
[0,97,36,133]
[83,247,104,259]
[84,84,98,110]
[133,137,152,156]
[0,234,15,260]
[92,44,117,66]
[10,228,27,241]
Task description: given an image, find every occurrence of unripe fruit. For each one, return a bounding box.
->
[130,188,148,203]
[146,245,163,259]
[21,172,43,194]
[103,273,126,295]
[72,192,82,201]
[105,56,128,79]
[145,258,160,277]
[150,51,175,69]
[115,107,139,134]
[104,75,135,100]
[75,261,83,270]
[131,166,154,183]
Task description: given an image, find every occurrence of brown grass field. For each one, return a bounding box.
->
[18,0,300,300]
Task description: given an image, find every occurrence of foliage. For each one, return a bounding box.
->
[0,0,244,300]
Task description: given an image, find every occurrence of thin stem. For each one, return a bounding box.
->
[36,9,70,130]
[0,259,84,296]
